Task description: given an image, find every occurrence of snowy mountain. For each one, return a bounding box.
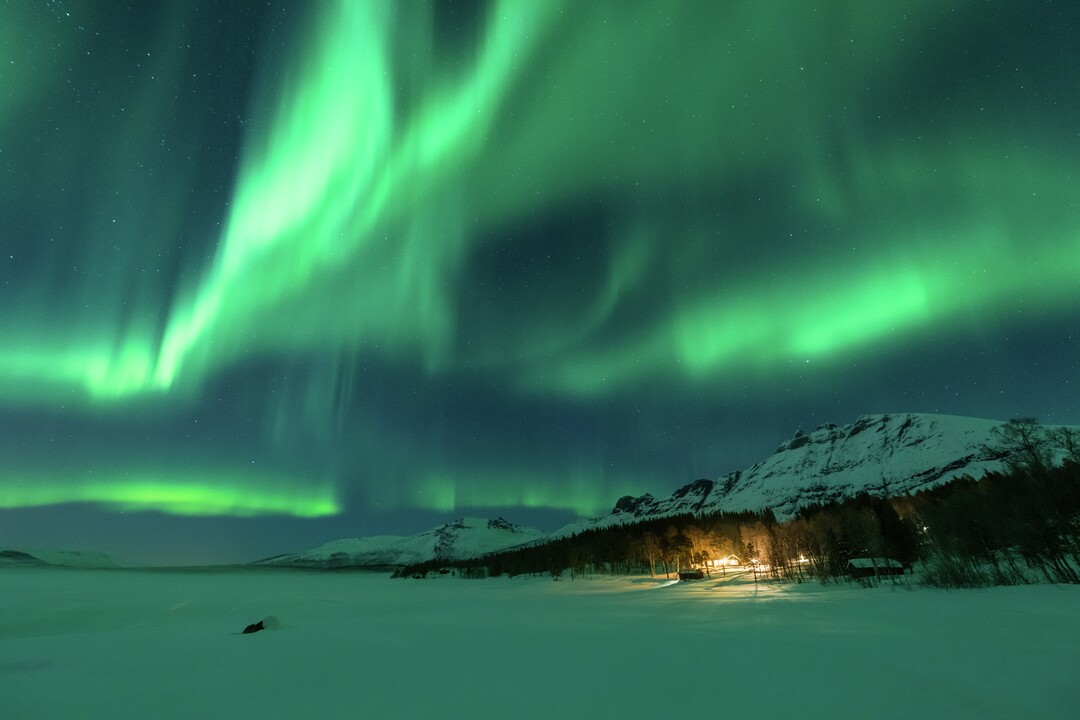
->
[555,413,1069,535]
[255,517,547,569]
[262,414,1072,567]
[0,549,123,568]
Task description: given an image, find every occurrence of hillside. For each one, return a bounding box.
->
[557,413,1021,535]
[0,549,123,568]
[255,517,546,569]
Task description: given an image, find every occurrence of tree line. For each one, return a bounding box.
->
[911,421,1080,586]
[394,421,1080,588]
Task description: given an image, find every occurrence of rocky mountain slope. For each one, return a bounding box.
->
[556,413,1057,535]
[255,517,546,569]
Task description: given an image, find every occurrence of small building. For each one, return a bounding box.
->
[678,568,706,581]
[846,557,905,579]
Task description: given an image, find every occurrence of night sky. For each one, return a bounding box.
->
[2,0,1078,564]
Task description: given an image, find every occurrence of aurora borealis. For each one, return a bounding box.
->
[2,0,1078,563]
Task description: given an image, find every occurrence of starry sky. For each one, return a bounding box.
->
[2,0,1078,565]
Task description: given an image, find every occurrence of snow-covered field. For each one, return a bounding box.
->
[1,569,1076,719]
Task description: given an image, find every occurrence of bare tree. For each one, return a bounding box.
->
[642,532,661,577]
[990,419,1052,478]
[1048,426,1080,465]
[683,525,715,574]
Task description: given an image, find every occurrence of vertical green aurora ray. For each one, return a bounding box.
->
[374,469,626,518]
[156,0,566,389]
[0,3,223,402]
[0,3,344,517]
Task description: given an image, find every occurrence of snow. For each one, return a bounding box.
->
[715,413,1010,516]
[2,568,1077,719]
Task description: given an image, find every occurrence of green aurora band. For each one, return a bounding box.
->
[1,0,1077,519]
[0,472,340,517]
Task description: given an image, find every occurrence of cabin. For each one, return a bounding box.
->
[678,568,706,581]
[846,557,905,579]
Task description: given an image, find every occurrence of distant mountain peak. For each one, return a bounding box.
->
[256,515,546,569]
[0,549,122,568]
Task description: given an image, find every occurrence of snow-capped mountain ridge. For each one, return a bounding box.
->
[264,413,1074,567]
[554,413,1071,535]
[255,516,546,569]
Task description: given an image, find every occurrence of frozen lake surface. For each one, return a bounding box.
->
[2,568,1077,719]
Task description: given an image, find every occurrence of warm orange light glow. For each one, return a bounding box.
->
[708,555,740,567]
